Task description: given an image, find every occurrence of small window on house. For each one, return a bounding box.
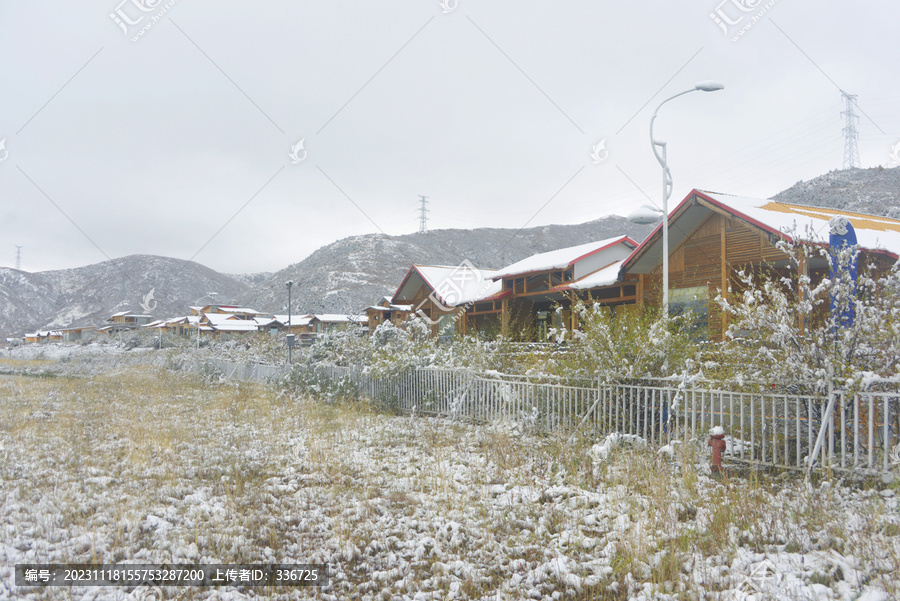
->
[593,287,619,300]
[669,286,709,341]
[437,314,456,339]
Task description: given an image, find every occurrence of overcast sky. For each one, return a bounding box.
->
[1,1,898,274]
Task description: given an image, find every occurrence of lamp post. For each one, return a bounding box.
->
[286,281,294,364]
[629,80,724,312]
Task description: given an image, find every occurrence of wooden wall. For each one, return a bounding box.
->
[646,211,791,341]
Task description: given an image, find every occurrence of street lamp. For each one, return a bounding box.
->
[286,281,294,364]
[629,80,724,312]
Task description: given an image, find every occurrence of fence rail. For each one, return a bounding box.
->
[182,358,900,477]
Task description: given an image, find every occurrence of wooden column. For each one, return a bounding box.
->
[720,216,728,341]
[569,290,577,331]
[501,297,509,338]
[636,274,645,313]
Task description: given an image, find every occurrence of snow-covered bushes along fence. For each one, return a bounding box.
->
[314,365,899,477]
[185,356,900,478]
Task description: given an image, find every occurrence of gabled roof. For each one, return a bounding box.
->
[702,190,900,254]
[393,263,503,308]
[271,314,313,326]
[217,306,265,315]
[492,235,637,280]
[200,313,256,330]
[623,189,900,274]
[192,304,265,316]
[107,312,153,322]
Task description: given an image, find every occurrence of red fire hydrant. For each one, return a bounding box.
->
[708,426,727,474]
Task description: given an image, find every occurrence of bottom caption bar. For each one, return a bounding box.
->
[16,564,328,587]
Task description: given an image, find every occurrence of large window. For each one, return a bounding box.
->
[669,286,709,341]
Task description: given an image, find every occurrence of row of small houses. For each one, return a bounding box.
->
[367,189,900,342]
[21,306,367,344]
[17,189,900,346]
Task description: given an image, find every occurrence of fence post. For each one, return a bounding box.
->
[808,374,837,476]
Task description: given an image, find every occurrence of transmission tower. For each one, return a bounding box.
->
[417,195,429,233]
[14,246,22,270]
[841,91,860,169]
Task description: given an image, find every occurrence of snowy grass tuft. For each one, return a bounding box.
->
[1,366,898,600]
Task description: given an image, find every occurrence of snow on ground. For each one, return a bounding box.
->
[0,360,898,600]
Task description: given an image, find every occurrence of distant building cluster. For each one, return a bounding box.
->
[18,305,366,345]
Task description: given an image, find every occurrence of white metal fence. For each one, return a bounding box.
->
[183,358,900,477]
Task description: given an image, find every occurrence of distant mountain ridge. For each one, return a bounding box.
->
[2,166,898,340]
[0,256,250,340]
[773,166,900,219]
[244,217,655,316]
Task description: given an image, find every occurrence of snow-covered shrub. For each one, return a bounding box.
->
[715,237,900,388]
[299,319,439,378]
[552,301,699,381]
[284,365,360,402]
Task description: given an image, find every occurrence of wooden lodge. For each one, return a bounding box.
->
[621,189,900,341]
[378,191,900,343]
[99,311,154,334]
[490,235,639,340]
[390,263,503,337]
[365,297,413,333]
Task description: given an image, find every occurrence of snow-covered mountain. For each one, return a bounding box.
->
[0,255,251,339]
[246,217,654,315]
[773,166,900,219]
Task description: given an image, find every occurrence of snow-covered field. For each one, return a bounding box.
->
[1,356,899,600]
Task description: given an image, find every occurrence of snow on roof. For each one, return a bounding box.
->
[205,316,259,332]
[367,303,413,312]
[312,314,368,323]
[396,264,503,307]
[201,313,242,325]
[492,235,636,280]
[699,190,900,257]
[271,314,313,325]
[563,259,626,290]
[217,306,265,315]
